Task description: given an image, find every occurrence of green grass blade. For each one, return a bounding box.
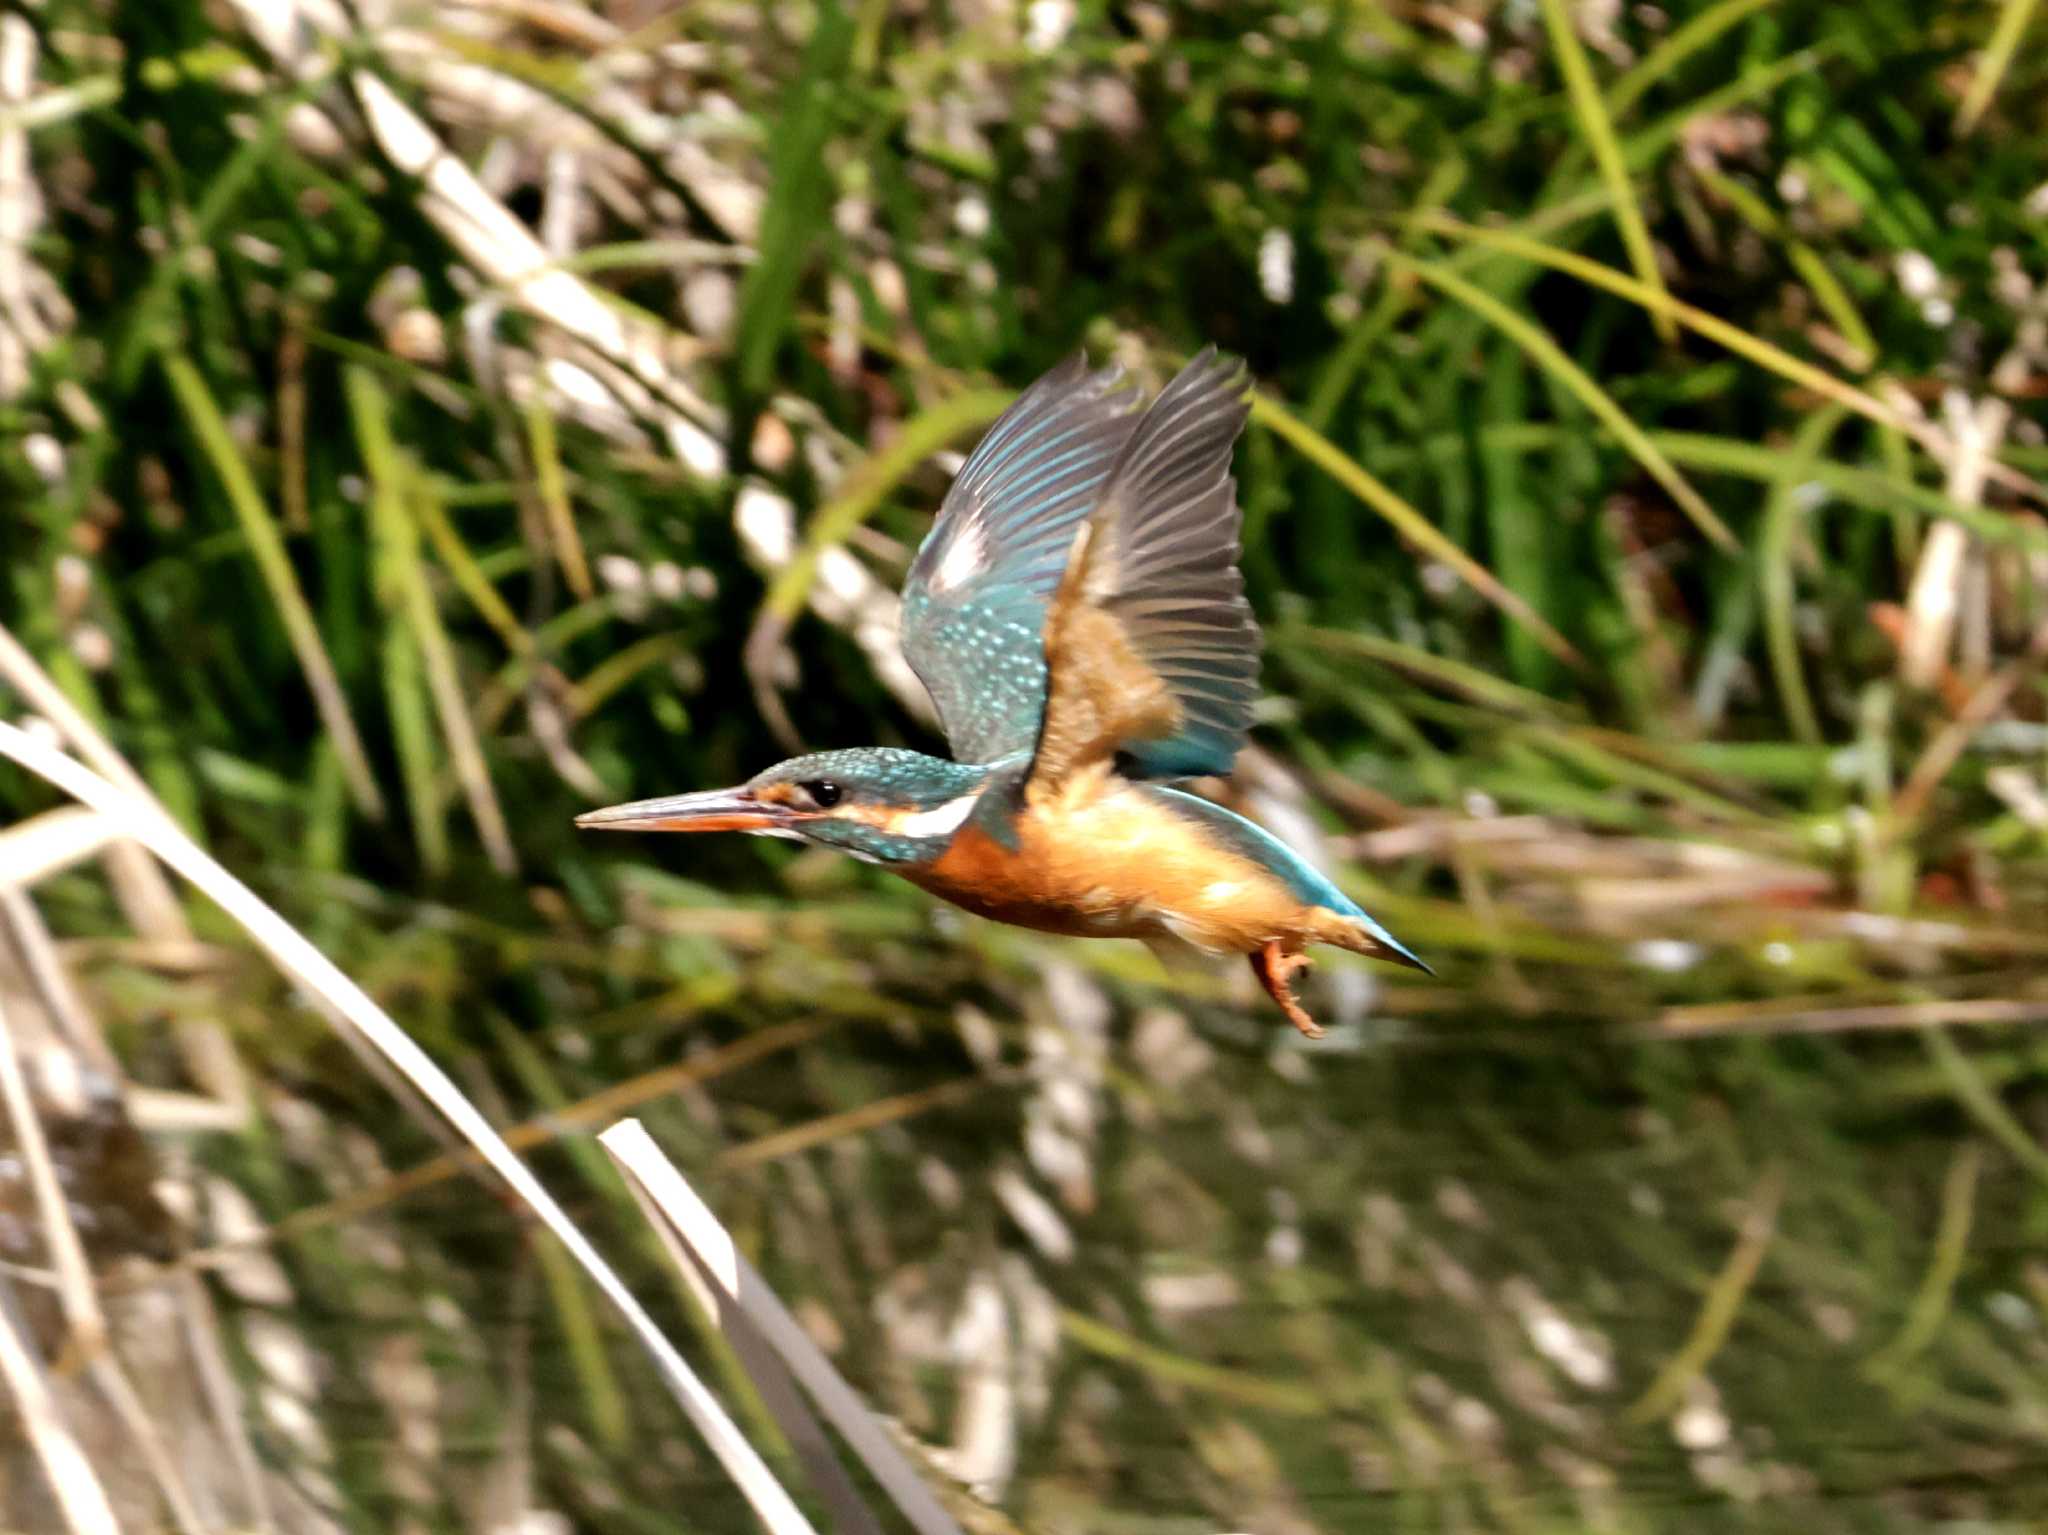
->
[1391,252,1736,550]
[1538,0,1675,342]
[732,2,854,395]
[413,480,533,657]
[1606,0,1779,118]
[1416,213,2047,505]
[1249,390,1585,667]
[160,355,385,819]
[522,402,594,602]
[1955,0,2045,135]
[1759,410,1846,745]
[354,370,518,874]
[346,368,448,876]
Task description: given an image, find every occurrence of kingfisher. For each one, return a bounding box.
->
[578,349,1428,1035]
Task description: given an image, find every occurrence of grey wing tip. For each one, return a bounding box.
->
[1158,347,1253,432]
[1035,349,1134,406]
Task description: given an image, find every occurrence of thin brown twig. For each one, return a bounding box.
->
[1895,616,2048,824]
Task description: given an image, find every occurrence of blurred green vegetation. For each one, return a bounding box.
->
[6,0,2048,1529]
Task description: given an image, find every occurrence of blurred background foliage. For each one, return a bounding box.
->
[5,0,2048,1529]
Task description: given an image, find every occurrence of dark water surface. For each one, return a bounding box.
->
[201,947,2048,1535]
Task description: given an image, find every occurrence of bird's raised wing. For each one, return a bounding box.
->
[1028,348,1259,792]
[899,356,1141,765]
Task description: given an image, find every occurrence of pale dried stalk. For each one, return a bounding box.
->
[348,69,723,470]
[0,13,38,399]
[600,1118,967,1535]
[0,807,121,891]
[174,1271,275,1532]
[2,888,118,1074]
[1901,394,2011,689]
[0,1278,121,1535]
[0,721,818,1535]
[0,626,248,1112]
[0,628,189,943]
[0,987,207,1533]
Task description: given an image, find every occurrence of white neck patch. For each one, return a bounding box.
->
[894,791,981,841]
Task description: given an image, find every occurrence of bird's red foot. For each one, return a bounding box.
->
[1251,941,1323,1039]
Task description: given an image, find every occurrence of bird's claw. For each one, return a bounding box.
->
[1251,941,1323,1038]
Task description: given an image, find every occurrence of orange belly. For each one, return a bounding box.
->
[903,775,1336,955]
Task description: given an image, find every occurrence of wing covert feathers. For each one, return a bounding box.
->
[1030,347,1260,792]
[899,356,1141,765]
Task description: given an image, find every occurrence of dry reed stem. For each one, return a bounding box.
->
[0,628,189,943]
[601,1118,968,1535]
[0,808,121,890]
[616,1143,888,1535]
[1896,614,2048,824]
[0,721,819,1535]
[1902,395,2011,690]
[172,1271,275,1531]
[0,987,205,1531]
[1645,995,2048,1039]
[1,890,117,1075]
[0,1277,121,1535]
[0,14,37,400]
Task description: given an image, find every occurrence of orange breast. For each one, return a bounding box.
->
[904,772,1325,954]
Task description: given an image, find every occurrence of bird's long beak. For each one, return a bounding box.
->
[575,787,794,835]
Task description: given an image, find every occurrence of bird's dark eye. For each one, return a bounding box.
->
[802,780,843,809]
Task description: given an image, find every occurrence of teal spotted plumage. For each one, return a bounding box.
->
[580,348,1428,1034]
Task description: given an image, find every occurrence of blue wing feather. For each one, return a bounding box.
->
[900,356,1140,765]
[1046,348,1262,782]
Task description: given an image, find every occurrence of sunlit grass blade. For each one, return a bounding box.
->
[732,2,852,394]
[1698,167,1877,367]
[1626,1164,1784,1424]
[160,355,386,820]
[1271,625,1571,719]
[352,369,518,874]
[1538,0,1675,342]
[1249,391,1584,667]
[1417,214,2048,505]
[1954,0,2044,135]
[413,478,533,657]
[1759,410,1845,745]
[347,368,448,877]
[1867,1144,1980,1371]
[1605,0,1779,118]
[1390,252,1737,550]
[523,401,595,601]
[1650,432,2048,552]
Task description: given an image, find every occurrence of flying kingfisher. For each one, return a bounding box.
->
[578,349,1428,1035]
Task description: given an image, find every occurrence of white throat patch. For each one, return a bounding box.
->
[894,791,981,841]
